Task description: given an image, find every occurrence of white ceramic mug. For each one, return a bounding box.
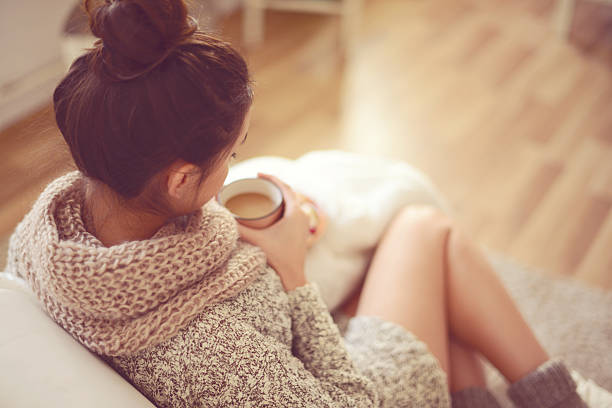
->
[217,178,284,229]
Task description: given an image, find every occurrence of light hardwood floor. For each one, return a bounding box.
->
[1,0,611,290]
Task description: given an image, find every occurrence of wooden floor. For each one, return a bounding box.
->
[1,0,611,290]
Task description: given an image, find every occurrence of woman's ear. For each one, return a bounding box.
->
[166,161,200,200]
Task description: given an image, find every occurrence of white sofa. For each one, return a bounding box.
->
[0,275,154,407]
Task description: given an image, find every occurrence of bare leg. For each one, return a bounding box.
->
[355,206,548,385]
[356,205,451,373]
[449,338,486,393]
[445,223,548,383]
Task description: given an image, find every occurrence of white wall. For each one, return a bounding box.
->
[0,0,243,131]
[0,0,89,130]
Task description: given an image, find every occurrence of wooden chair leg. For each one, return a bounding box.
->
[554,0,576,39]
[340,0,363,56]
[243,0,265,47]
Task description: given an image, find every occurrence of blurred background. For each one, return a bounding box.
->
[0,0,611,289]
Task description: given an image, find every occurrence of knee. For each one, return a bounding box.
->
[398,208,482,279]
[392,205,454,240]
[446,225,478,270]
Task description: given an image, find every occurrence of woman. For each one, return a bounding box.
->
[6,0,588,406]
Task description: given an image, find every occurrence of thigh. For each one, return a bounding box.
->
[356,206,452,374]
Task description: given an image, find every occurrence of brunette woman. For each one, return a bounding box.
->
[6,0,588,406]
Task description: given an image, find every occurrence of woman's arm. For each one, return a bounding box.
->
[234,283,380,406]
[288,283,360,378]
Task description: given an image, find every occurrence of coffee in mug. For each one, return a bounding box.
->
[225,193,276,219]
[217,178,284,229]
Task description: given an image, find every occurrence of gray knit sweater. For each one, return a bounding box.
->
[108,271,450,407]
[7,173,450,407]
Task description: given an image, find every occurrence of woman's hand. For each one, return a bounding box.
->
[237,174,310,291]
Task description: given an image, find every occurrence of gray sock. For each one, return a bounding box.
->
[507,360,587,408]
[452,387,501,408]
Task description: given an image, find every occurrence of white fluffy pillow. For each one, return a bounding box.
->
[226,150,452,310]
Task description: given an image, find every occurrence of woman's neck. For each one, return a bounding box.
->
[84,182,168,247]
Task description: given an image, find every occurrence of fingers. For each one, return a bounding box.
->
[237,223,260,245]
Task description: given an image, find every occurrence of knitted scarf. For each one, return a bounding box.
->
[6,172,267,356]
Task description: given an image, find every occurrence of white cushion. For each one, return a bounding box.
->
[0,275,154,408]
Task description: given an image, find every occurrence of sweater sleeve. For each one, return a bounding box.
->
[108,283,379,407]
[285,282,380,405]
[287,283,364,376]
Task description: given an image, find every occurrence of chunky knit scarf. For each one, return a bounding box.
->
[6,172,267,356]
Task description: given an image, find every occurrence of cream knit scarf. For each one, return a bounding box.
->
[6,172,267,356]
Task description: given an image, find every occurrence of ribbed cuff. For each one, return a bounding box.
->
[452,387,501,408]
[507,360,587,408]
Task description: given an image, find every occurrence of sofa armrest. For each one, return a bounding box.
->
[0,279,155,408]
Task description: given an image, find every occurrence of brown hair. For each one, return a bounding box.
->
[53,0,252,213]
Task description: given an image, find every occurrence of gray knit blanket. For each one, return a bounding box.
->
[485,253,612,405]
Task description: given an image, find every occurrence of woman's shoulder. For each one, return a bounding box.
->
[105,301,285,407]
[113,266,291,358]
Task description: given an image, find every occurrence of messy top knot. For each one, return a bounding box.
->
[85,0,197,80]
[53,0,252,214]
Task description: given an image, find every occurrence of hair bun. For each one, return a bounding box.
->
[85,0,196,79]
